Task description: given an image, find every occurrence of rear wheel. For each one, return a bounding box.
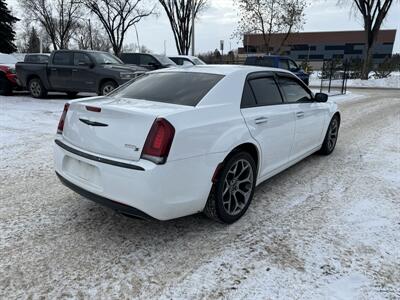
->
[29,78,47,98]
[319,115,340,155]
[204,152,256,224]
[99,80,117,96]
[0,75,12,95]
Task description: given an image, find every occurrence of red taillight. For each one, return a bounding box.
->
[86,106,101,112]
[57,103,70,134]
[141,118,175,164]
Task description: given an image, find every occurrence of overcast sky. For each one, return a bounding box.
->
[7,0,400,54]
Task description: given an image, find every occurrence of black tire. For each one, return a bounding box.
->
[319,115,340,155]
[204,152,257,224]
[99,80,117,96]
[66,91,78,99]
[0,74,12,96]
[28,77,47,98]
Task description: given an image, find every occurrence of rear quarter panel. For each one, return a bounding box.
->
[164,71,259,162]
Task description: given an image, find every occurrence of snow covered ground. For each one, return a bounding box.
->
[1,90,399,299]
[310,72,400,89]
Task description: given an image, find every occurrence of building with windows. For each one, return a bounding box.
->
[239,30,397,65]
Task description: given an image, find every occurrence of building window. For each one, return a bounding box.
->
[373,54,391,59]
[298,54,324,60]
[325,45,345,51]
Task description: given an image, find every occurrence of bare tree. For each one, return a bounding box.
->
[73,21,112,52]
[348,0,395,79]
[18,0,82,50]
[158,0,208,55]
[84,0,154,56]
[234,0,307,54]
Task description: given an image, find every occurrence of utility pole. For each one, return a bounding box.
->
[134,24,140,53]
[88,19,93,50]
[191,0,195,56]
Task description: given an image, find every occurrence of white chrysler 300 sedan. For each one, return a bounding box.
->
[54,65,340,223]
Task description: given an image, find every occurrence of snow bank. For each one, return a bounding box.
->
[310,72,400,89]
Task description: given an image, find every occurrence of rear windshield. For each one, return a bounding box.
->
[246,56,275,67]
[114,72,224,106]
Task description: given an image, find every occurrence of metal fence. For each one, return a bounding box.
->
[319,59,350,95]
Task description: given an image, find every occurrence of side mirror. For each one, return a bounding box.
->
[314,93,328,102]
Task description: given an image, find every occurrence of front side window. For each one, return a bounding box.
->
[278,77,312,103]
[114,72,224,106]
[288,60,298,71]
[91,52,122,65]
[53,52,73,65]
[74,53,91,66]
[248,77,283,106]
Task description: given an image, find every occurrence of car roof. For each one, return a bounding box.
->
[169,55,197,59]
[150,64,292,76]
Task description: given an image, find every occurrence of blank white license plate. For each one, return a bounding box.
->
[63,156,98,183]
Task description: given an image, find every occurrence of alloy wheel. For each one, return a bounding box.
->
[30,81,41,97]
[222,159,254,216]
[103,85,114,95]
[328,118,339,151]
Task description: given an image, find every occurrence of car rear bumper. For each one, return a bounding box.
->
[54,138,225,220]
[56,171,155,220]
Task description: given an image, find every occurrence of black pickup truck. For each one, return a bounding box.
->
[16,50,146,98]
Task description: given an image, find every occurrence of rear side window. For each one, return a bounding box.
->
[53,52,73,65]
[278,77,312,103]
[115,72,224,106]
[248,77,283,106]
[241,81,257,108]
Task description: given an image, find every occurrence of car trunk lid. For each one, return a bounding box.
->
[62,97,191,161]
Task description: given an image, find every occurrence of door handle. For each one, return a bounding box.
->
[254,117,269,124]
[51,68,57,71]
[296,111,305,119]
[72,69,78,72]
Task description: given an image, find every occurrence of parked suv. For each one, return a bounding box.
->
[245,55,310,85]
[16,50,146,98]
[120,53,176,70]
[0,53,19,95]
